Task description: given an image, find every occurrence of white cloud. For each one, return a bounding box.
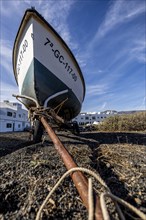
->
[0,40,12,59]
[0,39,13,74]
[0,39,17,101]
[76,0,146,76]
[0,81,18,102]
[75,52,87,68]
[0,0,21,17]
[91,0,145,43]
[1,81,17,92]
[86,84,109,96]
[138,96,146,110]
[23,0,32,4]
[100,102,107,110]
[129,40,146,63]
[82,100,108,112]
[39,0,77,50]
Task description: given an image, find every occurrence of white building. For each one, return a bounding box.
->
[73,110,117,125]
[0,100,30,132]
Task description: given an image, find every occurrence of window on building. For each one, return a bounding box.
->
[18,124,21,128]
[6,123,12,128]
[85,117,89,120]
[19,114,21,118]
[13,112,16,118]
[7,112,12,117]
[92,116,95,120]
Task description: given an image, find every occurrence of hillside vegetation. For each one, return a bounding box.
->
[96,112,146,132]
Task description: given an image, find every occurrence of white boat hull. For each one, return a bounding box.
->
[13,9,85,120]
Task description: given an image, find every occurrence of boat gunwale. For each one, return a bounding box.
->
[12,8,86,100]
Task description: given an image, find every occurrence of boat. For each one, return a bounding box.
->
[13,8,85,123]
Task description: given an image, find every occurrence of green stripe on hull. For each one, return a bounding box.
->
[21,58,81,120]
[21,59,37,107]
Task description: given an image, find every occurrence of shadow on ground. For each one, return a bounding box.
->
[80,131,146,145]
[0,136,33,157]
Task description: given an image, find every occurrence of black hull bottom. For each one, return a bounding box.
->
[21,58,81,120]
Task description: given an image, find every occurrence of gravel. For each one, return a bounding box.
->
[0,131,146,220]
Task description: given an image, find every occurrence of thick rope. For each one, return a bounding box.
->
[35,167,104,220]
[100,193,146,220]
[35,167,146,220]
[88,178,94,220]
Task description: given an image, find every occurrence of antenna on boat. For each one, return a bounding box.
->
[31,6,35,10]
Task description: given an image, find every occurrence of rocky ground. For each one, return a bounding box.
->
[0,131,146,220]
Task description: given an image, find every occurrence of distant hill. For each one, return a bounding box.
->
[118,110,146,115]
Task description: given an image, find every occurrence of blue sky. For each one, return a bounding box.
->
[0,0,146,112]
